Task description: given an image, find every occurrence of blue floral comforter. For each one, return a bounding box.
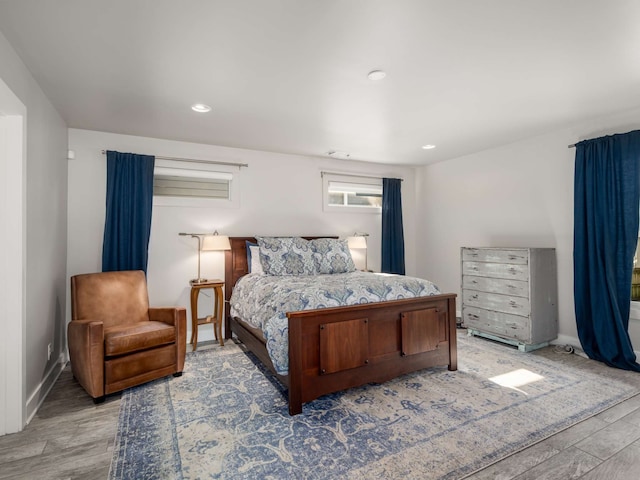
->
[229,271,441,375]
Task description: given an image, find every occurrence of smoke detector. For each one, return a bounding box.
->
[367,70,386,80]
[328,151,351,159]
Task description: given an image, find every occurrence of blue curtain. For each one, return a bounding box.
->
[381,178,405,274]
[574,130,640,371]
[102,150,155,273]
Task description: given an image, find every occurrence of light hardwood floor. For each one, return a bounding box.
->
[0,366,119,480]
[2,341,640,479]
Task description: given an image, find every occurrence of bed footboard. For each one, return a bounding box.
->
[287,293,457,415]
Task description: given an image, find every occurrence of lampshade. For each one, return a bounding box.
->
[201,233,231,251]
[347,236,367,249]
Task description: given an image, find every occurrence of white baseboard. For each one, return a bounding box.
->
[551,334,640,360]
[25,353,66,425]
[189,323,226,345]
[551,333,581,349]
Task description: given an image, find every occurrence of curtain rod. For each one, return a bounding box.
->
[568,144,576,148]
[101,150,248,168]
[320,171,403,181]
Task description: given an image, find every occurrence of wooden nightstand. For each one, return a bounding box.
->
[189,279,224,350]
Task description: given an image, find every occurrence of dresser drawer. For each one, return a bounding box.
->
[462,248,529,265]
[462,261,529,281]
[462,306,531,342]
[462,289,531,316]
[462,275,529,298]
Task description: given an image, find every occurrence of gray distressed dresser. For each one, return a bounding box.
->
[461,247,558,351]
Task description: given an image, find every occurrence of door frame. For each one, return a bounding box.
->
[0,77,26,435]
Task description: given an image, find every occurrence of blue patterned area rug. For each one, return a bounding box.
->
[109,332,640,479]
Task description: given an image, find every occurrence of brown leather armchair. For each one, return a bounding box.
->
[68,270,187,402]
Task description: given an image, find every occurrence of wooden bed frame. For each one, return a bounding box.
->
[224,236,457,415]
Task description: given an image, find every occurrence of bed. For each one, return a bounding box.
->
[224,236,457,415]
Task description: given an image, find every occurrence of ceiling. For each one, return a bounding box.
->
[1,0,639,166]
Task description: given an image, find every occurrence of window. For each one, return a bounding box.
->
[328,181,382,207]
[323,174,382,213]
[152,159,239,208]
[630,238,640,322]
[153,167,232,199]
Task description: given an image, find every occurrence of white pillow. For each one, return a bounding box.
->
[249,245,264,274]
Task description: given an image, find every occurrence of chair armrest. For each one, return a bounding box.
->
[67,319,104,398]
[150,307,187,372]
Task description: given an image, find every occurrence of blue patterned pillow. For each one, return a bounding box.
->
[309,238,357,274]
[256,236,316,276]
[245,241,258,271]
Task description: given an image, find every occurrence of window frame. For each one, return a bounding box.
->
[629,237,640,321]
[322,173,382,213]
[152,159,240,208]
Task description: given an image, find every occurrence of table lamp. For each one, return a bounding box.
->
[347,232,369,271]
[179,231,231,283]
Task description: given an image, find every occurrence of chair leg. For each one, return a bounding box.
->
[93,396,105,404]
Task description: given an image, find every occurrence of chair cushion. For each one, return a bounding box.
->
[71,270,151,327]
[104,321,176,356]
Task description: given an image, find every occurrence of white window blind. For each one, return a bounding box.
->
[153,166,232,199]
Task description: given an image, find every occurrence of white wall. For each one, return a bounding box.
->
[0,28,68,428]
[68,129,418,342]
[416,107,640,351]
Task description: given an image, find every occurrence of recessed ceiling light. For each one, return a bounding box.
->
[422,144,436,150]
[191,103,211,113]
[367,70,386,81]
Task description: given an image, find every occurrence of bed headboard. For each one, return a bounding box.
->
[223,236,337,337]
[224,237,257,302]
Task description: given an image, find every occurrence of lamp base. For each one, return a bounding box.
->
[190,278,209,285]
